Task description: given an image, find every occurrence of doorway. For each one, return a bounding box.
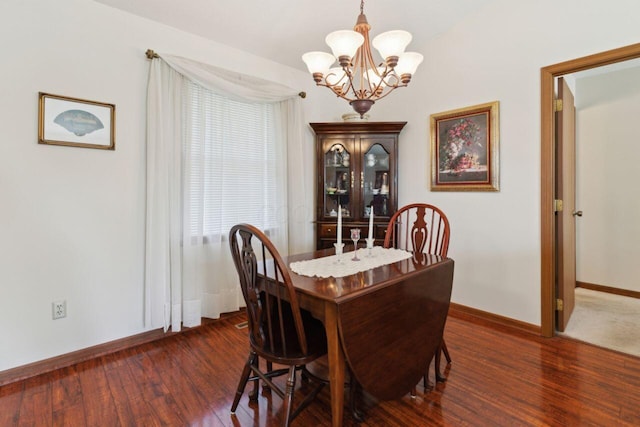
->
[540,42,640,337]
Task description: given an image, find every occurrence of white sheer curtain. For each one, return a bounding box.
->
[145,54,307,332]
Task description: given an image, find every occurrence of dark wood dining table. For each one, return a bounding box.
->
[266,248,454,427]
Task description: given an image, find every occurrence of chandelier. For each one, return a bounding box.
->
[302,0,423,117]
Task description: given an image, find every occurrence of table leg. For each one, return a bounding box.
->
[325,304,345,427]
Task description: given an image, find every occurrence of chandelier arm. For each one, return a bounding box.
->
[363,83,407,102]
[313,79,358,102]
[341,65,359,101]
[314,61,407,102]
[319,71,406,102]
[368,65,393,99]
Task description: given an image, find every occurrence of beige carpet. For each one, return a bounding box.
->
[561,287,640,357]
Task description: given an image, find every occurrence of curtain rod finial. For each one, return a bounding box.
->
[146,49,159,59]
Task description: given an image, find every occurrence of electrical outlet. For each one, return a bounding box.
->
[52,300,66,320]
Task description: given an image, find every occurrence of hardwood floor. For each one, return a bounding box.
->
[2,310,640,426]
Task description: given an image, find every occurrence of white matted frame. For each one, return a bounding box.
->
[38,92,115,150]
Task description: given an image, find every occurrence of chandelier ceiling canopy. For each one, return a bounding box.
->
[302,0,423,117]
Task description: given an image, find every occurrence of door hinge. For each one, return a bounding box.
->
[556,298,564,311]
[554,199,563,212]
[554,99,563,112]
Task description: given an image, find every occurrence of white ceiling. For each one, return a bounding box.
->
[93,0,494,71]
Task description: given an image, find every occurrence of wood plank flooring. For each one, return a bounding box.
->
[1,310,639,426]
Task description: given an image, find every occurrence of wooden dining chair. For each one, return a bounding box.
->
[229,224,328,426]
[383,203,452,387]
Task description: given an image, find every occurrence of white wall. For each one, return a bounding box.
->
[575,67,640,292]
[0,0,333,372]
[372,0,640,324]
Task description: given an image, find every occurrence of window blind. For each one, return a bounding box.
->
[186,82,278,240]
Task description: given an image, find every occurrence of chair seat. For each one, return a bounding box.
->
[251,309,327,365]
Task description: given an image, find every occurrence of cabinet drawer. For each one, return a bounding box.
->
[319,224,389,239]
[319,224,339,238]
[320,224,369,238]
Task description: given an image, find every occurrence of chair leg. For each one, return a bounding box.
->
[434,344,447,383]
[349,378,365,422]
[442,338,452,364]
[290,375,326,421]
[301,364,310,385]
[249,355,260,401]
[282,366,296,427]
[231,352,256,413]
[263,361,273,391]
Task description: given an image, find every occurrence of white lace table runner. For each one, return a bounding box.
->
[289,247,413,278]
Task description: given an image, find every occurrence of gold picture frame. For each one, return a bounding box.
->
[38,92,115,150]
[430,101,499,191]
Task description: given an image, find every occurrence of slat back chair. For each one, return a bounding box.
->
[383,203,452,386]
[229,224,327,426]
[384,203,450,258]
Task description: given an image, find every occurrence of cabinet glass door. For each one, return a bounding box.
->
[323,143,353,219]
[362,143,391,217]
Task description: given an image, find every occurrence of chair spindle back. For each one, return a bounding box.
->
[229,224,308,358]
[384,203,450,257]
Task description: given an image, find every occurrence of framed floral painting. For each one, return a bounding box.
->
[430,101,499,191]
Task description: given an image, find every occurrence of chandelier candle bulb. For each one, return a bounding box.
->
[372,30,412,63]
[301,51,335,77]
[395,52,424,77]
[325,30,364,60]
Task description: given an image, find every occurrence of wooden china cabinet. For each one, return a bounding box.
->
[311,121,406,250]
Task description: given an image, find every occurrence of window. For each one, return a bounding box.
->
[186,82,279,241]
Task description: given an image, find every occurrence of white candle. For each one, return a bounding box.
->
[368,206,374,241]
[337,204,342,246]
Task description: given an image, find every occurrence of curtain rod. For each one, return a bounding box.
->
[144,49,306,98]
